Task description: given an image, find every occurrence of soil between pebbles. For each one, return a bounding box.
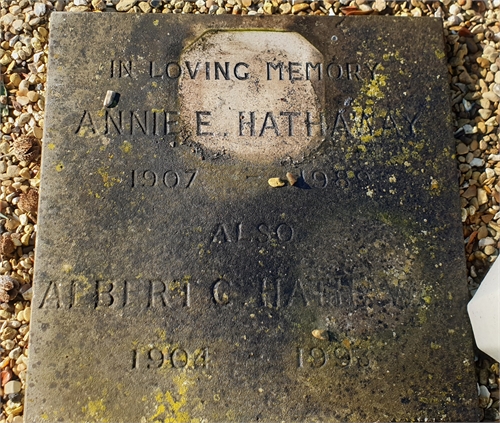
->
[0,0,498,422]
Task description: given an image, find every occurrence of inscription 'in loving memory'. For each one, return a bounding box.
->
[110,60,381,81]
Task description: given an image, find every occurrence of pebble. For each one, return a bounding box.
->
[33,3,46,16]
[8,347,21,361]
[3,381,21,395]
[449,3,461,14]
[286,172,297,186]
[456,143,469,155]
[493,84,500,97]
[484,245,497,256]
[479,237,495,247]
[477,188,488,205]
[116,0,138,10]
[55,0,66,10]
[92,0,107,9]
[268,178,285,188]
[373,0,386,11]
[312,329,328,340]
[291,3,309,13]
[279,3,291,13]
[470,158,484,167]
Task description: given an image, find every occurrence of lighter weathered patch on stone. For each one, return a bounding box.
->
[179,31,325,163]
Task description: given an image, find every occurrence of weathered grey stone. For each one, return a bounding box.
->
[26,13,479,422]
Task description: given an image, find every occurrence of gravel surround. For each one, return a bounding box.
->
[0,0,498,422]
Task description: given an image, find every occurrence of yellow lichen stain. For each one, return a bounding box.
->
[97,109,106,118]
[62,264,73,273]
[88,189,102,199]
[417,307,428,325]
[152,108,164,114]
[152,81,158,88]
[83,399,109,423]
[347,70,389,153]
[149,374,200,423]
[362,73,387,100]
[156,328,167,341]
[55,162,64,172]
[41,413,49,420]
[153,19,159,26]
[120,141,132,154]
[78,127,87,137]
[48,143,55,150]
[431,342,442,350]
[97,167,121,188]
[435,49,446,60]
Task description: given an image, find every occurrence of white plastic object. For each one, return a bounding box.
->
[468,258,500,362]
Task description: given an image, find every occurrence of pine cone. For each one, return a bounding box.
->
[12,134,41,163]
[18,189,38,214]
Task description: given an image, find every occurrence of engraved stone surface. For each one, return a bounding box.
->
[26,14,479,422]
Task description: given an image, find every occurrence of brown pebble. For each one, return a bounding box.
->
[0,236,15,257]
[1,368,12,386]
[462,185,477,199]
[292,3,309,13]
[286,172,297,186]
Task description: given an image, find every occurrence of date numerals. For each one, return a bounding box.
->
[300,169,371,189]
[131,169,198,188]
[297,346,370,369]
[132,346,208,370]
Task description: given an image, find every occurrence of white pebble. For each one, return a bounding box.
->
[34,2,47,16]
[8,346,21,360]
[485,168,495,178]
[19,214,28,226]
[470,158,484,167]
[463,124,475,134]
[449,3,461,15]
[479,385,491,399]
[478,237,495,247]
[4,380,21,395]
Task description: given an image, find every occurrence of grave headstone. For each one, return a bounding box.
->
[26,14,479,422]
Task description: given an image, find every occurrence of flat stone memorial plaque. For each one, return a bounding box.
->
[26,14,479,422]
